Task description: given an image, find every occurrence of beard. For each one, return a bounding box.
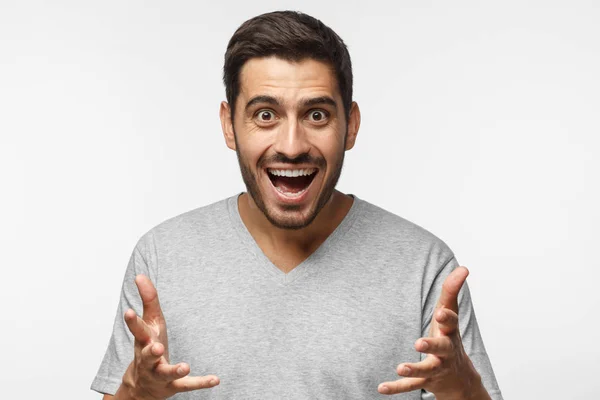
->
[234,133,345,230]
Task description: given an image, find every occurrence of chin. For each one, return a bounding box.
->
[262,204,320,230]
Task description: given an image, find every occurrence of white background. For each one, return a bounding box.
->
[1,1,599,398]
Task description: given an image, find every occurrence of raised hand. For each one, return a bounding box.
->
[116,274,220,400]
[377,267,490,399]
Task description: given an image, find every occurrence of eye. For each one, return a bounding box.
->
[307,109,329,123]
[255,109,276,123]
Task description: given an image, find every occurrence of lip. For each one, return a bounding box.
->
[265,165,319,172]
[264,168,320,205]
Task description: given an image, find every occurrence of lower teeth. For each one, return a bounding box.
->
[275,186,308,198]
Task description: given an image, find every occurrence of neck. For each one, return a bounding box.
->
[237,190,354,256]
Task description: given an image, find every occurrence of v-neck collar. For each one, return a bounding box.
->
[226,192,364,285]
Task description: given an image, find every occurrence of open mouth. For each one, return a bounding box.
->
[266,168,318,198]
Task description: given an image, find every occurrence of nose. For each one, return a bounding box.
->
[272,119,312,160]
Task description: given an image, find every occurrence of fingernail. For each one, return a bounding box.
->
[177,367,185,375]
[402,366,411,375]
[420,341,428,350]
[379,385,390,394]
[209,379,217,385]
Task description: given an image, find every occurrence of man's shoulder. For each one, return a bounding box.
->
[355,196,454,257]
[135,195,235,247]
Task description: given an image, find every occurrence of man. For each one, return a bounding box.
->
[92,10,503,400]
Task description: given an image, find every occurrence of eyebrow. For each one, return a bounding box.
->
[245,95,338,113]
[245,95,280,112]
[302,96,337,108]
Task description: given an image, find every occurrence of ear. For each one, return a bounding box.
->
[344,101,361,151]
[219,101,236,151]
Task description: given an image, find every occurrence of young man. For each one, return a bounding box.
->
[92,11,503,400]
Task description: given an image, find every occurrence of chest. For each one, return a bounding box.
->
[159,264,425,399]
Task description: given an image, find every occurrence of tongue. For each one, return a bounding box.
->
[271,175,312,193]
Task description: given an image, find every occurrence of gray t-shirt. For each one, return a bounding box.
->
[91,194,503,399]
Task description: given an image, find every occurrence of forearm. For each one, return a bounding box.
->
[110,362,153,400]
[111,380,166,400]
[112,384,135,400]
[112,382,149,400]
[435,371,492,400]
[468,381,493,400]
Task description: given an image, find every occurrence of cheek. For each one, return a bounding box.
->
[237,138,271,166]
[312,134,345,159]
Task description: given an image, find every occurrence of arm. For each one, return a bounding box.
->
[113,275,220,400]
[378,267,494,399]
[92,241,219,399]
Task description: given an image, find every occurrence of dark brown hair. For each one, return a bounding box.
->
[223,10,353,123]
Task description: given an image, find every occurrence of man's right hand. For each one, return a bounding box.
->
[115,274,220,400]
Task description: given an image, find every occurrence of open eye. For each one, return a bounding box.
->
[307,109,329,123]
[255,110,276,123]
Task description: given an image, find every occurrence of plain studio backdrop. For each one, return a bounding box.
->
[1,0,598,398]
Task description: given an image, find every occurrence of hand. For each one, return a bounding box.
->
[117,274,220,400]
[377,267,489,399]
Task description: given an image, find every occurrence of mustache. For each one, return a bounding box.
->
[258,153,326,169]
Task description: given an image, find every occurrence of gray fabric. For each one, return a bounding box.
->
[91,193,503,399]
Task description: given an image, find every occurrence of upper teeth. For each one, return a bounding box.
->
[268,168,316,177]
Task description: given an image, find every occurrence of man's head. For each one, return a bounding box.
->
[219,11,360,230]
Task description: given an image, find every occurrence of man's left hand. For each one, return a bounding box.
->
[377,266,491,400]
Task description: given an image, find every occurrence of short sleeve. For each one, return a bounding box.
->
[420,256,504,400]
[90,237,158,396]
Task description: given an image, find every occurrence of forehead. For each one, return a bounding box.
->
[238,56,340,103]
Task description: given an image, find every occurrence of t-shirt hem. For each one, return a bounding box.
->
[91,375,122,396]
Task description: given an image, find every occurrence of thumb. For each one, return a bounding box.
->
[435,266,469,315]
[135,274,165,322]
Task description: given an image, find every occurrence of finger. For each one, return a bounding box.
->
[168,375,221,392]
[124,309,153,345]
[435,308,459,335]
[436,266,469,314]
[140,341,165,369]
[414,336,454,357]
[135,274,165,321]
[377,377,424,395]
[396,355,442,378]
[154,361,190,381]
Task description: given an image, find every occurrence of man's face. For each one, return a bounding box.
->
[221,56,358,230]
